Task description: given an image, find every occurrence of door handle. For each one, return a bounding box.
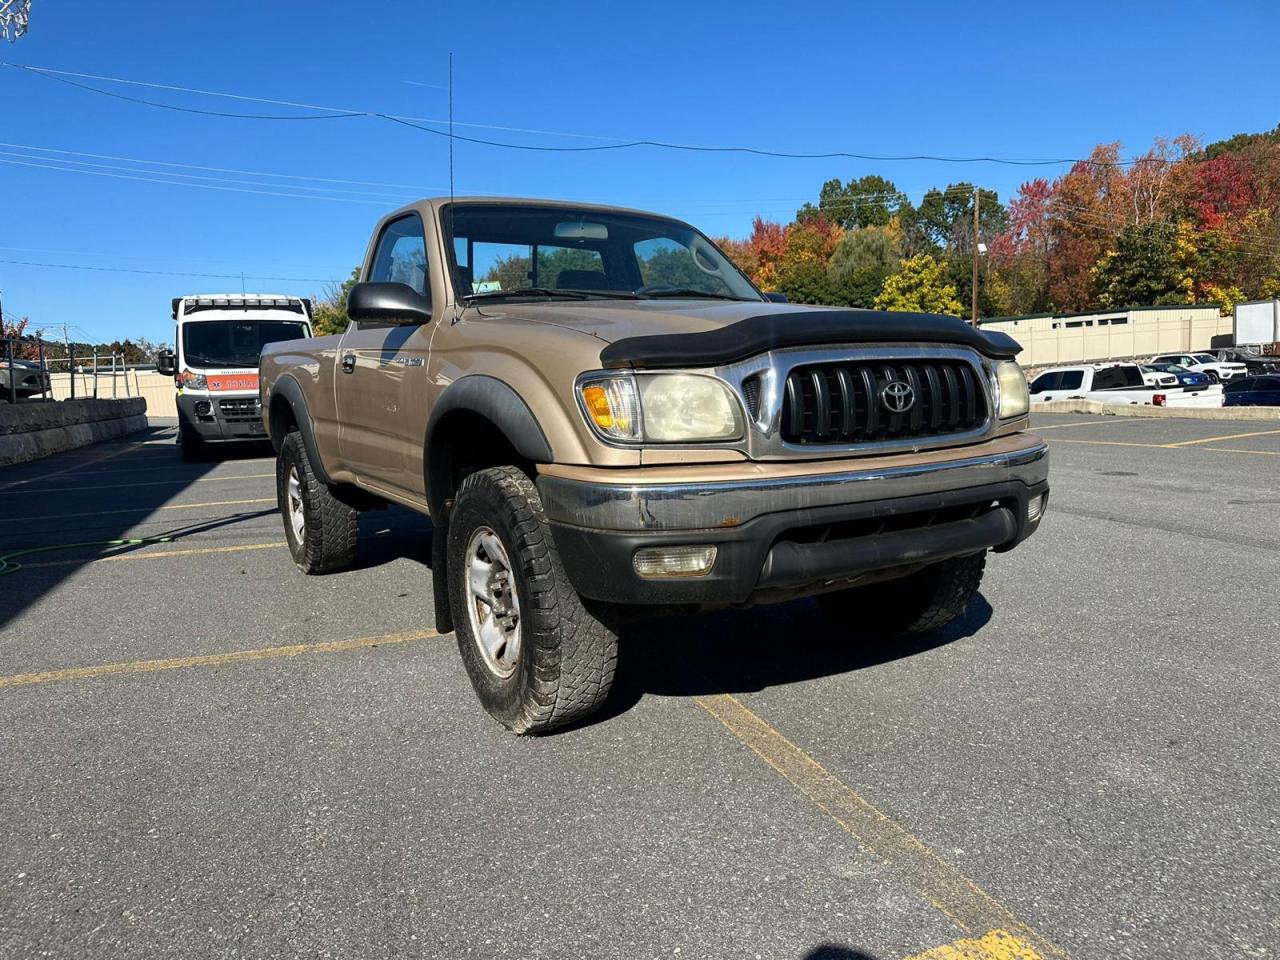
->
[341,353,356,374]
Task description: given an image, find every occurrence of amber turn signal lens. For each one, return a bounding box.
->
[582,385,614,429]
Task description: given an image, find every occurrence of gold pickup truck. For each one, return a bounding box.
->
[260,197,1048,734]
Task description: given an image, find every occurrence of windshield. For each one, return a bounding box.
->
[182,320,310,369]
[443,203,762,302]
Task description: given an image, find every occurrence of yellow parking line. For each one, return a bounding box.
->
[1044,438,1166,448]
[1162,428,1280,447]
[1047,437,1280,455]
[0,473,275,495]
[904,929,1048,960]
[694,693,1069,960]
[25,541,285,568]
[1031,419,1143,430]
[0,498,275,523]
[1199,446,1280,456]
[0,629,442,689]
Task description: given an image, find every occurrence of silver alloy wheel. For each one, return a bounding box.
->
[286,466,306,544]
[463,526,522,678]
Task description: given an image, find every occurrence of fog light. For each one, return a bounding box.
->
[1027,493,1047,523]
[633,545,717,579]
[194,400,212,416]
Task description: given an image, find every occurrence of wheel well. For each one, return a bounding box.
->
[269,394,298,450]
[426,410,533,517]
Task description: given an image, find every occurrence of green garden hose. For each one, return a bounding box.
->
[0,536,174,576]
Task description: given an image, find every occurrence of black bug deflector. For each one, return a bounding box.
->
[599,309,1021,369]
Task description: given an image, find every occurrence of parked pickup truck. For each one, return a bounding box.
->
[260,197,1049,733]
[1029,363,1223,407]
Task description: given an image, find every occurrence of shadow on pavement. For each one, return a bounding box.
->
[803,947,881,960]
[0,428,262,630]
[570,593,994,731]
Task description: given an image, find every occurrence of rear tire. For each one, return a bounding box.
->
[448,466,618,734]
[818,552,987,637]
[178,421,205,462]
[276,430,357,574]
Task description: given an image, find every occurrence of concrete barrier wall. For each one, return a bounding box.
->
[0,398,149,467]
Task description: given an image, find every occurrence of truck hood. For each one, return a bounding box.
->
[471,299,1020,367]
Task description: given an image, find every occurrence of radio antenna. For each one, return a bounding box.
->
[448,51,461,324]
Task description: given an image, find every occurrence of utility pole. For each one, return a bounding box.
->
[971,186,980,326]
[64,323,76,399]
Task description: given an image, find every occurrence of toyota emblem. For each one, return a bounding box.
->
[880,380,915,414]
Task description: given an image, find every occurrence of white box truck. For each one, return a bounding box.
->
[157,294,313,460]
[1233,299,1280,347]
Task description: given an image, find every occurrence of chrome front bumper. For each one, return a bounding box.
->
[538,441,1049,532]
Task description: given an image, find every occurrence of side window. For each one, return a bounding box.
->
[1091,368,1126,390]
[1224,378,1251,393]
[369,214,429,294]
[1029,372,1059,393]
[1059,370,1084,390]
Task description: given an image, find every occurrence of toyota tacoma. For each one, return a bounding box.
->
[260,198,1049,733]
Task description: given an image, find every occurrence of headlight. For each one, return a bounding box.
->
[577,373,742,443]
[994,361,1028,419]
[178,369,208,390]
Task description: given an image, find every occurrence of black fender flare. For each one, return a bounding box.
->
[422,375,554,636]
[268,374,334,486]
[422,375,554,516]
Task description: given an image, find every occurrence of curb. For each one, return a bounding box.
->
[1032,399,1280,421]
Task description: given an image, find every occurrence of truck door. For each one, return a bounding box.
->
[336,212,433,499]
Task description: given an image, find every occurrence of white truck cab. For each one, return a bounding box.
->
[157,294,312,460]
[1029,362,1223,407]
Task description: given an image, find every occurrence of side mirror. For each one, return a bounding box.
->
[765,292,789,303]
[156,349,177,377]
[348,282,433,326]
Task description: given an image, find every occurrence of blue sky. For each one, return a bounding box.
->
[2,0,1279,346]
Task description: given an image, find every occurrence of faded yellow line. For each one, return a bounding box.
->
[1048,437,1280,455]
[1199,446,1280,456]
[25,541,285,568]
[0,473,274,495]
[1162,427,1280,447]
[904,928,1047,960]
[0,498,275,523]
[0,629,442,689]
[1031,418,1143,430]
[694,693,1068,960]
[1044,437,1166,448]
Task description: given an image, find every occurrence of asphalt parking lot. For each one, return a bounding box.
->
[1,414,1277,960]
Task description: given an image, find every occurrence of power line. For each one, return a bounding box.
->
[0,140,447,191]
[0,148,416,201]
[0,258,338,282]
[0,155,399,204]
[1,60,1174,169]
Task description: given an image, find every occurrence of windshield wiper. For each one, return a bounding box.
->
[462,288,591,302]
[641,289,753,301]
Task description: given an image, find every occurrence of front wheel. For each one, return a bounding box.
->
[1205,370,1220,384]
[178,421,205,462]
[818,552,986,637]
[276,431,357,574]
[448,466,618,734]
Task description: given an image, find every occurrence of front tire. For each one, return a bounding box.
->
[448,466,618,734]
[276,430,357,574]
[819,552,986,637]
[1205,370,1220,384]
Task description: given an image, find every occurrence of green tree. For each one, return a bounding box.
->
[873,255,963,315]
[1093,222,1183,307]
[797,175,908,230]
[312,267,361,337]
[826,225,899,308]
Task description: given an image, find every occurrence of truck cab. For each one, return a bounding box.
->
[158,294,313,460]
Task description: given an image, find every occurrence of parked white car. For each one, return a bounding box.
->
[1149,353,1248,383]
[1029,363,1223,407]
[1139,365,1180,388]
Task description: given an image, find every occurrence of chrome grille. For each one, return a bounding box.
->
[780,360,987,444]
